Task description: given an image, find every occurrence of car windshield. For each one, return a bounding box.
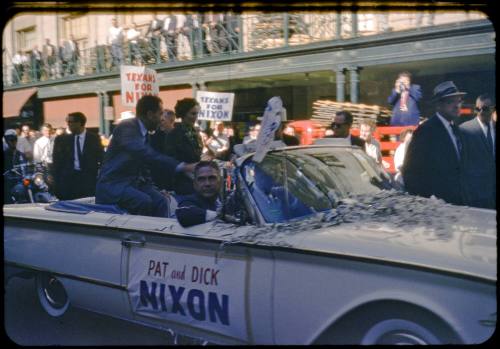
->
[241,146,393,223]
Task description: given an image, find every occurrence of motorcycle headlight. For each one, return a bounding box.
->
[33,173,45,187]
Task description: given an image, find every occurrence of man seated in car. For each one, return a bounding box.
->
[175,160,223,227]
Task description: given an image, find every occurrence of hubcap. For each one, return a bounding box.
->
[41,276,67,309]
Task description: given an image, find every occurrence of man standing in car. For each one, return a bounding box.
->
[96,95,196,216]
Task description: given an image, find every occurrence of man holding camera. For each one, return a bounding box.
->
[388,71,422,126]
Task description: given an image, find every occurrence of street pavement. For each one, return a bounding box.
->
[4,276,176,345]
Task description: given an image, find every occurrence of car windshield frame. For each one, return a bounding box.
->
[240,146,394,223]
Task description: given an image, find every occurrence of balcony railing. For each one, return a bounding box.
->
[3,11,487,88]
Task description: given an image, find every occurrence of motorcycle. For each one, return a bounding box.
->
[3,162,56,204]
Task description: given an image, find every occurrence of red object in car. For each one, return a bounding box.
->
[286,120,326,145]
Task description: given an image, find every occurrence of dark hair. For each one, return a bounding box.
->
[398,71,412,79]
[67,112,87,126]
[136,95,162,118]
[175,98,199,119]
[335,110,353,125]
[477,93,495,104]
[194,160,220,177]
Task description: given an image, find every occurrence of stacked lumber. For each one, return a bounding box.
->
[311,100,392,127]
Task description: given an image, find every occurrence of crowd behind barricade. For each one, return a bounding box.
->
[3,80,496,224]
[9,13,241,83]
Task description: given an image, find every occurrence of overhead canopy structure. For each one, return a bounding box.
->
[2,88,37,117]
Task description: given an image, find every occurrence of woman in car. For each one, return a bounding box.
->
[164,98,205,195]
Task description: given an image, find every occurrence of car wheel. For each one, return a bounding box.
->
[314,302,460,345]
[360,318,441,344]
[35,274,70,317]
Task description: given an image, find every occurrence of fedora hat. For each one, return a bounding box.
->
[431,81,466,102]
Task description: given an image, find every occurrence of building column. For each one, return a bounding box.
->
[98,91,111,136]
[191,81,206,98]
[348,66,360,103]
[335,67,346,102]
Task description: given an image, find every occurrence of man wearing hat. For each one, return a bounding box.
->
[459,93,496,209]
[402,81,467,206]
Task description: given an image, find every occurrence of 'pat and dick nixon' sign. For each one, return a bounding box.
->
[196,91,235,121]
[121,65,159,107]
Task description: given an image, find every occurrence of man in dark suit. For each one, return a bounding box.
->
[459,94,496,209]
[388,71,423,126]
[42,38,57,79]
[30,45,42,82]
[403,81,467,206]
[150,109,176,191]
[146,15,164,63]
[325,111,366,148]
[52,112,104,200]
[176,161,222,227]
[162,14,178,61]
[95,95,196,217]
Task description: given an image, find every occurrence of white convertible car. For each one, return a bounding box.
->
[4,145,496,345]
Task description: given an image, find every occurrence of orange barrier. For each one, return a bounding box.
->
[352,126,416,173]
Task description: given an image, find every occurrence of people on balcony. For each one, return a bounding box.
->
[30,45,42,82]
[42,38,57,79]
[108,17,124,69]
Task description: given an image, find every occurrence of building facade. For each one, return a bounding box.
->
[2,10,495,135]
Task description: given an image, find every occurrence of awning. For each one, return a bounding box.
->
[2,88,38,117]
[43,95,100,128]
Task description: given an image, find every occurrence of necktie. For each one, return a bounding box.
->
[400,90,409,112]
[450,121,462,158]
[76,135,83,169]
[486,123,494,155]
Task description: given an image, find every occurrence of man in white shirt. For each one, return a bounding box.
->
[126,22,142,64]
[108,17,124,69]
[459,94,496,209]
[33,123,54,165]
[359,119,382,164]
[12,50,26,84]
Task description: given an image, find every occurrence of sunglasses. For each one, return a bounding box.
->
[475,106,494,112]
[331,123,348,129]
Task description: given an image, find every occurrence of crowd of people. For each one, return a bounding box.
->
[3,79,496,226]
[10,13,241,84]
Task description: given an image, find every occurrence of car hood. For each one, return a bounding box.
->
[222,191,497,282]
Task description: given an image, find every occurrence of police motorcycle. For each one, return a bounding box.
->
[3,162,56,204]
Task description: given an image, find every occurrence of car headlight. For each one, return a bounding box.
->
[33,173,45,187]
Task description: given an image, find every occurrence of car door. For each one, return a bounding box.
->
[121,218,274,344]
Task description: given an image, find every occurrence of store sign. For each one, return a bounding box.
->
[196,91,235,121]
[128,246,247,339]
[120,65,159,107]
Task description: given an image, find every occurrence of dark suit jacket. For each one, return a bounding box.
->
[175,193,218,227]
[388,84,422,126]
[95,118,179,204]
[459,118,496,209]
[146,18,164,37]
[351,135,366,148]
[402,114,466,205]
[164,123,203,194]
[52,131,103,200]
